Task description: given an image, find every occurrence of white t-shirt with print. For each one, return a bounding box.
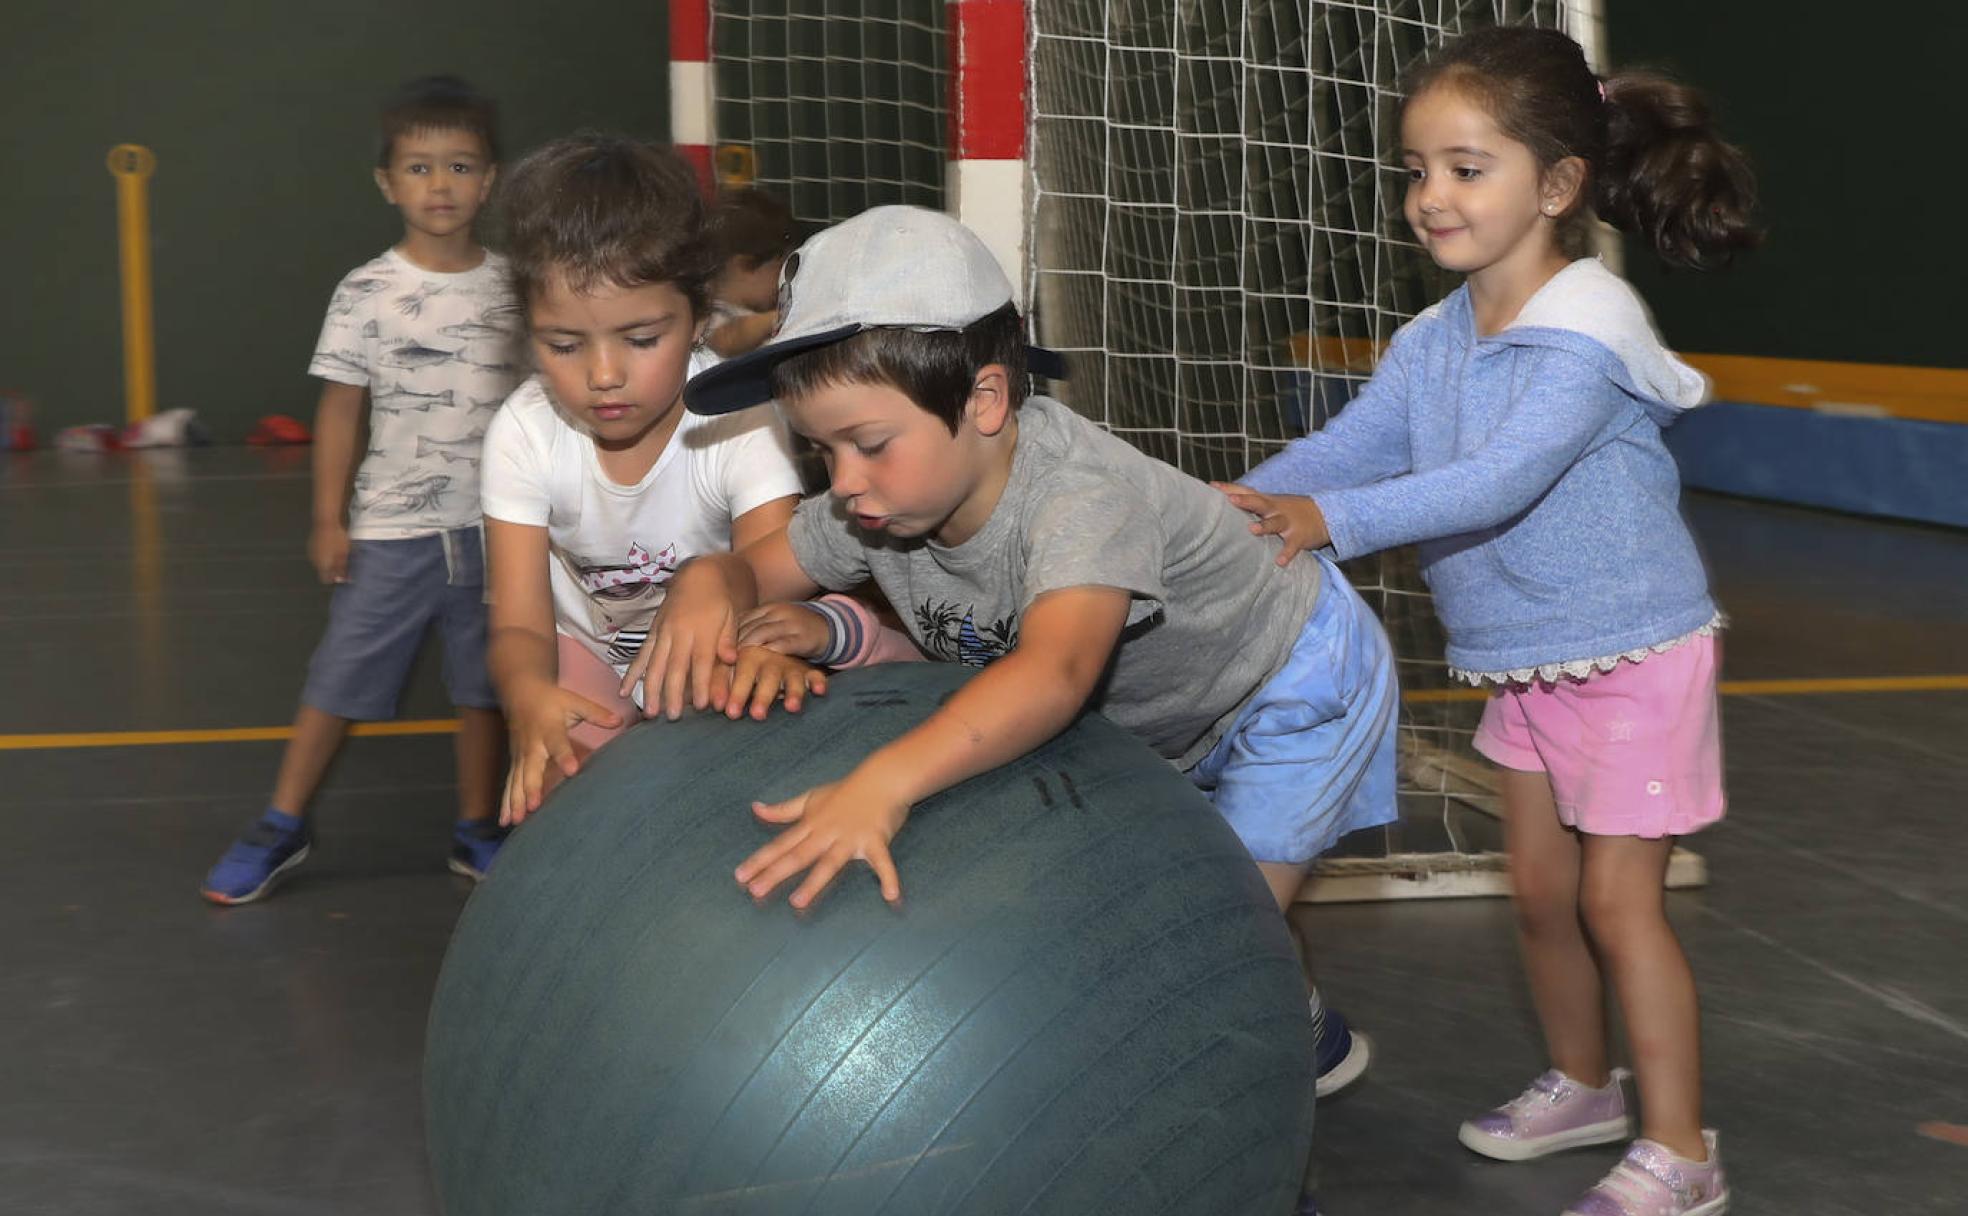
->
[479,355,804,670]
[308,248,524,539]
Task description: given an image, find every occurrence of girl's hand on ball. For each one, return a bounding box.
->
[737,779,909,909]
[725,646,828,720]
[627,580,743,719]
[503,684,620,826]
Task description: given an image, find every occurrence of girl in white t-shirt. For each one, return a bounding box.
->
[481,134,827,823]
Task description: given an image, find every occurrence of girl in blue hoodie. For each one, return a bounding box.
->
[1221,26,1756,1216]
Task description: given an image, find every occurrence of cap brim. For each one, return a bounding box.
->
[684,324,863,416]
[684,332,1072,417]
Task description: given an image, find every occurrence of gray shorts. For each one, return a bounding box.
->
[300,525,497,720]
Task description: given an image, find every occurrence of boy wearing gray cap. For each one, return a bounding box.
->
[641,205,1397,1098]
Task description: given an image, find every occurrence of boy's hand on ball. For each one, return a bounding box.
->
[735,602,830,659]
[1210,483,1330,565]
[725,646,828,720]
[737,779,908,909]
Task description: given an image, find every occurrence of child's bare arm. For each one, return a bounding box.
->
[486,517,622,823]
[735,584,1132,909]
[308,381,366,583]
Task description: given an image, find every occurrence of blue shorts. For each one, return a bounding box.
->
[300,526,498,720]
[1187,554,1400,865]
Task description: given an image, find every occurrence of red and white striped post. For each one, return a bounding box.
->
[669,0,715,194]
[946,0,1029,304]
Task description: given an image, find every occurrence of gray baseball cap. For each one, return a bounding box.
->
[683,205,1066,416]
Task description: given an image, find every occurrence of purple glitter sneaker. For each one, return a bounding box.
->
[1564,1130,1728,1216]
[1457,1068,1632,1161]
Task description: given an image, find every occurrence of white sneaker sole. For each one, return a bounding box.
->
[1563,1184,1727,1216]
[1459,1112,1632,1161]
[1315,1030,1372,1098]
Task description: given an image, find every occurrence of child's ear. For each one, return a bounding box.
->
[967,364,1013,437]
[373,167,396,205]
[1542,156,1587,218]
[478,163,498,200]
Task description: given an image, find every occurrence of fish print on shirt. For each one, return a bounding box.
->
[440,320,514,343]
[313,250,522,535]
[327,277,390,315]
[415,434,483,466]
[361,474,453,516]
[395,281,448,317]
[378,343,460,372]
[382,385,457,409]
[313,350,370,380]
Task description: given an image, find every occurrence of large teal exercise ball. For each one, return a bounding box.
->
[426,664,1315,1215]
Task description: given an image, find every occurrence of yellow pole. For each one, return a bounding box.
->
[107,144,159,424]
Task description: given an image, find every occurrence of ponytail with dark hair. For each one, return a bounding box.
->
[1597,72,1758,270]
[1404,25,1759,270]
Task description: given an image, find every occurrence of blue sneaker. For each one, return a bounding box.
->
[1310,988,1372,1097]
[448,820,509,882]
[202,810,311,905]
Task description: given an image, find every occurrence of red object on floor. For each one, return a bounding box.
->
[246,414,312,445]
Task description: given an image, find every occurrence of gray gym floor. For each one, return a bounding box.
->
[2,448,1964,1214]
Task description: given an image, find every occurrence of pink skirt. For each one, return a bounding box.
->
[1472,634,1725,838]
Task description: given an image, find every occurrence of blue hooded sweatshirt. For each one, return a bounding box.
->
[1241,258,1717,681]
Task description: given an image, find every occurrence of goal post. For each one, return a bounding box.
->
[686,0,1706,902]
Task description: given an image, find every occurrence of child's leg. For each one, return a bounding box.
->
[454,706,507,823]
[433,537,507,825]
[1500,765,1612,1087]
[555,632,639,758]
[1579,833,1706,1160]
[1257,861,1309,915]
[269,705,353,816]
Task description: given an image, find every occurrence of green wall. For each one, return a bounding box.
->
[3,1,670,438]
[1611,1,1957,369]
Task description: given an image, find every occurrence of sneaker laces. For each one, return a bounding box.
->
[238,818,302,850]
[1500,1072,1567,1119]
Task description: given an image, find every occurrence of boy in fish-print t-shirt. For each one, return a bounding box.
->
[199,76,526,906]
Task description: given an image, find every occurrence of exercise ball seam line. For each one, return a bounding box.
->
[1151,1119,1315,1216]
[714,794,1165,1205]
[665,910,911,1195]
[603,727,1186,1204]
[937,947,1301,1216]
[440,745,815,1187]
[785,823,1235,1216]
[454,775,744,1158]
[856,852,1257,1212]
[1015,1007,1315,1216]
[885,892,1288,1215]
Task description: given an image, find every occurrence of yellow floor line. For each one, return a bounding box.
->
[3,676,1965,752]
[0,719,460,751]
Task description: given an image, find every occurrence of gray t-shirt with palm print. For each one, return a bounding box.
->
[787,395,1323,768]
